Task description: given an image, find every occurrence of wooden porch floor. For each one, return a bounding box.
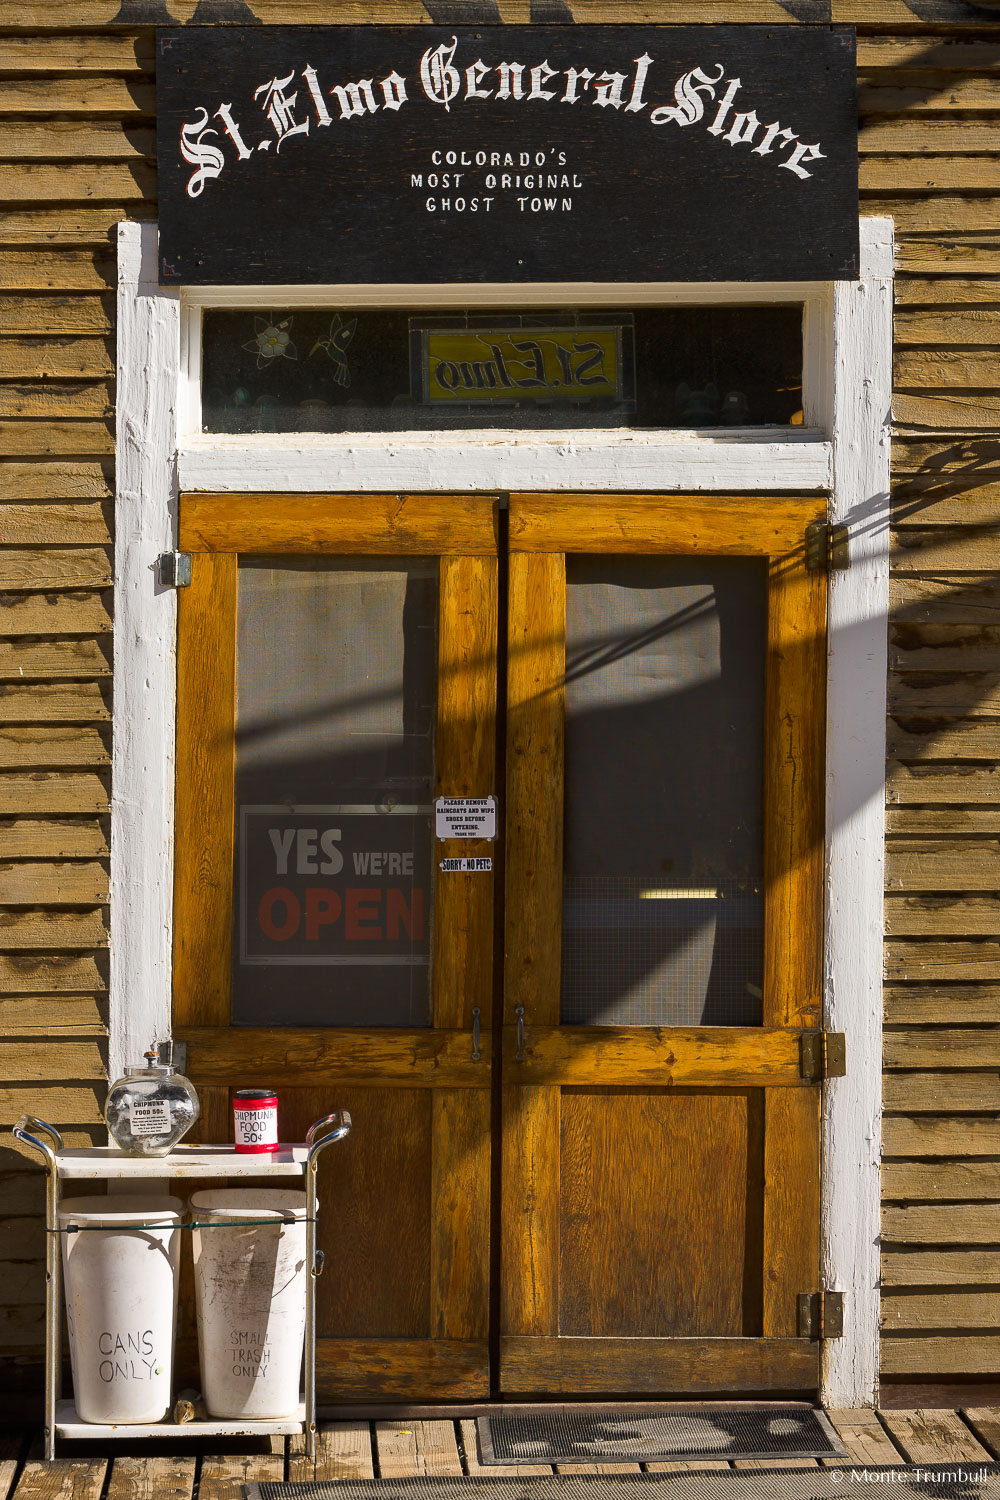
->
[2,1409,1000,1500]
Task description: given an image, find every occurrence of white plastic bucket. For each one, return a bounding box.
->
[58,1194,184,1424]
[190,1189,309,1419]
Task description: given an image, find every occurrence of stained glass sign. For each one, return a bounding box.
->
[413,321,632,407]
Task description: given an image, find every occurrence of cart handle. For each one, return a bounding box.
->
[305,1110,351,1162]
[13,1115,64,1167]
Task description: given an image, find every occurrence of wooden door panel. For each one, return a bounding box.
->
[311,1086,432,1339]
[505,551,564,1021]
[558,1088,759,1339]
[315,1338,488,1403]
[499,1337,820,1396]
[180,492,499,555]
[763,1086,821,1338]
[174,1026,490,1088]
[764,553,827,1031]
[174,552,236,1028]
[173,495,497,1403]
[502,1024,812,1087]
[501,494,826,1397]
[430,1089,492,1342]
[433,555,497,1031]
[509,493,826,555]
[501,1083,560,1339]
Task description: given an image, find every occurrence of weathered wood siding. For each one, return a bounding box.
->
[2,3,1000,1389]
[0,21,134,1377]
[871,27,1000,1382]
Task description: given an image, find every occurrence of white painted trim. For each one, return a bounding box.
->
[111,222,180,1085]
[821,216,893,1408]
[112,219,890,1408]
[178,300,202,447]
[179,433,832,495]
[181,280,828,308]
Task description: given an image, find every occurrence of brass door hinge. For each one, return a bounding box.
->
[805,521,850,572]
[800,1031,847,1082]
[798,1289,844,1340]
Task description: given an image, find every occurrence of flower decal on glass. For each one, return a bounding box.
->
[243,315,298,369]
[310,314,358,388]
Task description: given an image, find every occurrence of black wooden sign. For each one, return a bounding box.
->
[156,26,859,285]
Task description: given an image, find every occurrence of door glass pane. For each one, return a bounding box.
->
[232,557,437,1028]
[561,556,766,1028]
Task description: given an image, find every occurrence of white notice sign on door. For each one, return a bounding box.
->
[435,796,497,841]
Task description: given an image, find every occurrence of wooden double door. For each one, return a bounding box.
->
[173,489,827,1403]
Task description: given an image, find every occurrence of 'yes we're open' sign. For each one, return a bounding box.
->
[157,26,859,285]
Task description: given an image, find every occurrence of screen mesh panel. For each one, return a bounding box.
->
[232,557,437,1028]
[561,556,766,1028]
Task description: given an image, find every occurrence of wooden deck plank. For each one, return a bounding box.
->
[458,1419,552,1477]
[104,1456,196,1500]
[644,1463,732,1473]
[879,1411,992,1463]
[963,1410,1000,1460]
[288,1422,375,1482]
[554,1462,643,1474]
[197,1438,284,1500]
[0,1433,24,1500]
[375,1420,463,1477]
[11,1458,106,1500]
[4,1407,995,1491]
[733,1460,819,1470]
[826,1410,908,1466]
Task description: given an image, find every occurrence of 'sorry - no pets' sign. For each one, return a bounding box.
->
[157,26,859,285]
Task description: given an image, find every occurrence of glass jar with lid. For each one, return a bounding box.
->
[104,1040,200,1156]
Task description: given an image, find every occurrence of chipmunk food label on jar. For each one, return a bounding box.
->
[127,1100,172,1137]
[233,1093,278,1152]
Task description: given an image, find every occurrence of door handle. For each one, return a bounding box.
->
[515,1005,525,1063]
[471,1006,482,1062]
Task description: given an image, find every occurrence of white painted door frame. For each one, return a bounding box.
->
[112,216,892,1406]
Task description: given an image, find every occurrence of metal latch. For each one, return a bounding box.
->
[800,1031,846,1082]
[157,1038,188,1074]
[159,551,192,588]
[798,1289,844,1340]
[805,521,850,572]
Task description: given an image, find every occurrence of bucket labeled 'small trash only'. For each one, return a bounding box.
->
[58,1194,184,1424]
[190,1189,309,1419]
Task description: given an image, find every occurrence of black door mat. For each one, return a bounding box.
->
[243,1468,1000,1500]
[476,1407,846,1466]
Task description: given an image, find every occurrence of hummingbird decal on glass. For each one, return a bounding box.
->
[310,313,358,387]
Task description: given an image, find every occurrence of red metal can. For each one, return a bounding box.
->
[233,1088,278,1153]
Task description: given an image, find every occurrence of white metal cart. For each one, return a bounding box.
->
[13,1111,351,1461]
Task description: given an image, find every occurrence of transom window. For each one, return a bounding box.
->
[199,304,804,434]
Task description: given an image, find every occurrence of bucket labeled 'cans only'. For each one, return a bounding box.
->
[233,1089,278,1153]
[59,1194,184,1424]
